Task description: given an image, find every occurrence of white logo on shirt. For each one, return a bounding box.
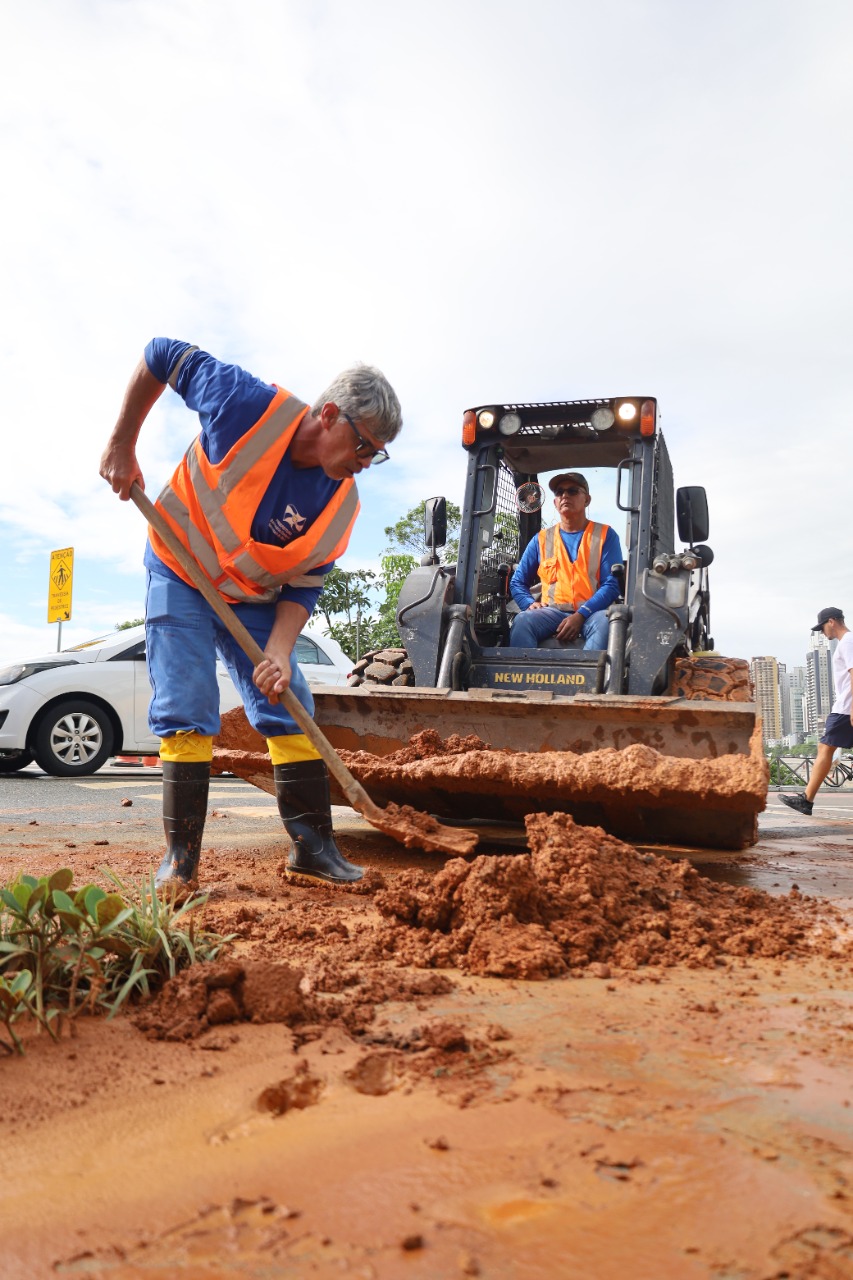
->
[269,504,306,544]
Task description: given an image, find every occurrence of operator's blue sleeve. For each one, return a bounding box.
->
[143,339,336,613]
[144,338,276,460]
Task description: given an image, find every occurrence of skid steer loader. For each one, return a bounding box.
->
[307,396,767,850]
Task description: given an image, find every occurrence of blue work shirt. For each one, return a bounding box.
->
[142,339,339,613]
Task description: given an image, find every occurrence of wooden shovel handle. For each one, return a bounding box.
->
[129,483,380,817]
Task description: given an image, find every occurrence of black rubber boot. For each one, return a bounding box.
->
[155,761,211,889]
[274,759,363,885]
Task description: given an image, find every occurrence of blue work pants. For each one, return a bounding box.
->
[144,570,313,739]
[509,606,610,650]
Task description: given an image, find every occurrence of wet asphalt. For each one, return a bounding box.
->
[0,764,851,901]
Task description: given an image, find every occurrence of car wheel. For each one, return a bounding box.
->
[0,750,34,773]
[33,700,115,777]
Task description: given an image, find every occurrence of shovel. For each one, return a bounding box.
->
[129,483,477,857]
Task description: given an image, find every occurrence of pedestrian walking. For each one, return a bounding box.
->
[780,607,853,816]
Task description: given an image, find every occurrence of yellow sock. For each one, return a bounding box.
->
[159,731,214,763]
[267,734,321,765]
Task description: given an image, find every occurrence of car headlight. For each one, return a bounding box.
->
[0,661,76,686]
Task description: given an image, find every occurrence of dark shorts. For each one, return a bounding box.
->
[820,712,853,748]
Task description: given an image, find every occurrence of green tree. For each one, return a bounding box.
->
[383,499,462,564]
[371,551,418,648]
[313,501,463,656]
[115,618,144,630]
[312,567,377,659]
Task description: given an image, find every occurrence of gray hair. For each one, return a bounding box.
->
[313,363,402,444]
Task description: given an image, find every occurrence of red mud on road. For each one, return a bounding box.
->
[1,755,852,1277]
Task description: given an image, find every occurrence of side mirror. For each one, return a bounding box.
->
[424,496,447,549]
[676,486,709,545]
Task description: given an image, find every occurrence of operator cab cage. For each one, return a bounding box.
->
[457,395,672,638]
[400,394,712,698]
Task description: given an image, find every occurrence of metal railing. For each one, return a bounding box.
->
[771,753,853,789]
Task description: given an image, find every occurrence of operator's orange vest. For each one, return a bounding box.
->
[537,521,609,609]
[149,386,360,604]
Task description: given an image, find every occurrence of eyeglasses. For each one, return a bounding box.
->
[555,486,584,497]
[341,413,389,465]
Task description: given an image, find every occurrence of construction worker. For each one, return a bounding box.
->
[780,607,853,816]
[509,472,622,649]
[100,340,402,889]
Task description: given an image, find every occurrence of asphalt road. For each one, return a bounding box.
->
[0,760,278,852]
[1,763,852,900]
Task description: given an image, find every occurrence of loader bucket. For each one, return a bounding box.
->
[212,689,767,853]
[309,687,767,851]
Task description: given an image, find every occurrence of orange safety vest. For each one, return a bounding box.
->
[537,521,609,609]
[149,386,360,603]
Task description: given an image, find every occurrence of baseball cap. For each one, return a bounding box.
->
[549,472,589,495]
[812,607,845,631]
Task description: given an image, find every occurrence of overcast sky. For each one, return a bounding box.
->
[1,0,851,673]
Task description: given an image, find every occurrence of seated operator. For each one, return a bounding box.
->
[509,472,623,649]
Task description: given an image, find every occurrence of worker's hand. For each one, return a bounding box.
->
[526,601,545,611]
[253,652,293,703]
[99,442,145,500]
[555,611,584,643]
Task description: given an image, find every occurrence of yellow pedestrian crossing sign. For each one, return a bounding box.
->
[48,547,74,623]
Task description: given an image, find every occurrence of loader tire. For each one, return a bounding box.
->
[348,648,415,687]
[668,655,752,702]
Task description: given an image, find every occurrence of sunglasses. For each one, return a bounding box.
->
[555,486,584,497]
[342,413,389,465]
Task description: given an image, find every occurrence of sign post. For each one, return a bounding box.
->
[48,547,74,651]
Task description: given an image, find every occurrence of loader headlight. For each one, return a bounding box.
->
[498,412,522,436]
[590,406,615,432]
[478,410,496,429]
[617,401,638,422]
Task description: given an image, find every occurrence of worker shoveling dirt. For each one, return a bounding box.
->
[131,484,476,865]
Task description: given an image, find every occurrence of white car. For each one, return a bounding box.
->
[0,625,353,777]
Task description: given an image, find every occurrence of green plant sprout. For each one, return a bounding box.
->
[0,867,228,1054]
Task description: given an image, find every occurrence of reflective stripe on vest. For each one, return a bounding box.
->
[149,386,360,603]
[538,521,608,608]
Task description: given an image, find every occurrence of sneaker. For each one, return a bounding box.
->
[779,793,814,816]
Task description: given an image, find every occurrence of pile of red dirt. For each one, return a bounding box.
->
[366,812,849,979]
[133,813,848,1044]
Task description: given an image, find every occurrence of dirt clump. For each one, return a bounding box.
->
[257,1062,324,1114]
[134,958,309,1041]
[369,812,848,977]
[352,729,504,766]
